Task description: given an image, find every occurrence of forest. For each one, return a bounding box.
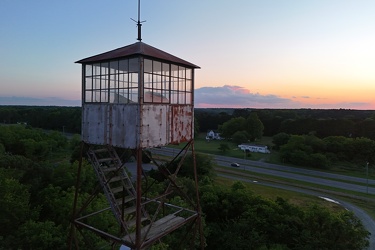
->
[211,111,375,170]
[0,106,373,249]
[1,106,375,140]
[1,106,375,137]
[195,108,375,140]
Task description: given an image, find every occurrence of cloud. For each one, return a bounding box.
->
[308,101,371,109]
[0,96,81,106]
[194,85,374,109]
[194,85,293,108]
[1,89,372,110]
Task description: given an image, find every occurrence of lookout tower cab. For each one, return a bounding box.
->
[76,42,199,148]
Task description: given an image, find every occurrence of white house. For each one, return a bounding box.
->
[238,144,270,154]
[206,130,223,140]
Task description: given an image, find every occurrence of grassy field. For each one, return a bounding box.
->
[215,175,346,213]
[166,134,375,218]
[215,166,375,219]
[170,133,276,161]
[169,133,374,179]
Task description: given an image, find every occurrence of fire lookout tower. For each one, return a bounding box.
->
[70,32,203,250]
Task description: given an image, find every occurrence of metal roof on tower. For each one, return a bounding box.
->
[76,41,200,68]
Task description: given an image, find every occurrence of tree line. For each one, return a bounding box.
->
[1,106,375,140]
[0,124,370,249]
[2,106,374,170]
[196,108,375,140]
[0,106,81,134]
[273,133,375,169]
[196,108,375,170]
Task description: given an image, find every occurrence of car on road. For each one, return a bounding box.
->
[230,163,240,167]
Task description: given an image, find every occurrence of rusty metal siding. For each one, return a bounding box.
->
[82,103,193,148]
[140,105,168,148]
[82,104,139,148]
[140,104,193,148]
[169,105,193,144]
[139,104,194,148]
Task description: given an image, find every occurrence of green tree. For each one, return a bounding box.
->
[0,169,32,238]
[279,135,312,163]
[323,136,348,153]
[297,205,370,250]
[48,130,68,149]
[219,117,246,139]
[194,116,200,137]
[232,130,249,144]
[245,112,264,141]
[272,132,291,149]
[0,154,35,171]
[15,220,66,250]
[218,143,230,154]
[69,134,81,150]
[151,153,215,182]
[305,134,326,152]
[201,182,369,250]
[232,108,251,118]
[50,160,96,193]
[309,153,330,169]
[289,149,310,166]
[20,138,51,160]
[356,118,375,140]
[279,135,330,168]
[350,137,375,164]
[0,143,4,155]
[173,153,214,180]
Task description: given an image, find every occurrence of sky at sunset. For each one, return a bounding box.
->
[1,1,374,109]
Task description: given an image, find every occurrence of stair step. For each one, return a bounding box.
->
[98,157,115,163]
[93,148,108,153]
[115,196,136,205]
[109,176,124,183]
[111,181,133,189]
[111,185,133,194]
[87,145,140,231]
[123,205,137,215]
[101,166,118,172]
[111,186,125,194]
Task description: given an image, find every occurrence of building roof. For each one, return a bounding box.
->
[76,41,200,68]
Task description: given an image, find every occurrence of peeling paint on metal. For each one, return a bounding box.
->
[82,104,193,149]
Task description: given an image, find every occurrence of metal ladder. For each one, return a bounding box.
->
[87,145,149,233]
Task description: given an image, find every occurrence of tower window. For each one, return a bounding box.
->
[83,58,193,104]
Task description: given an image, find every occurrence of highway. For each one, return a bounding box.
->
[151,147,375,249]
[152,147,375,195]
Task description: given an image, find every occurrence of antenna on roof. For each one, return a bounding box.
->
[131,0,146,41]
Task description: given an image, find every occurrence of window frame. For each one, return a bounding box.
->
[83,57,193,105]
